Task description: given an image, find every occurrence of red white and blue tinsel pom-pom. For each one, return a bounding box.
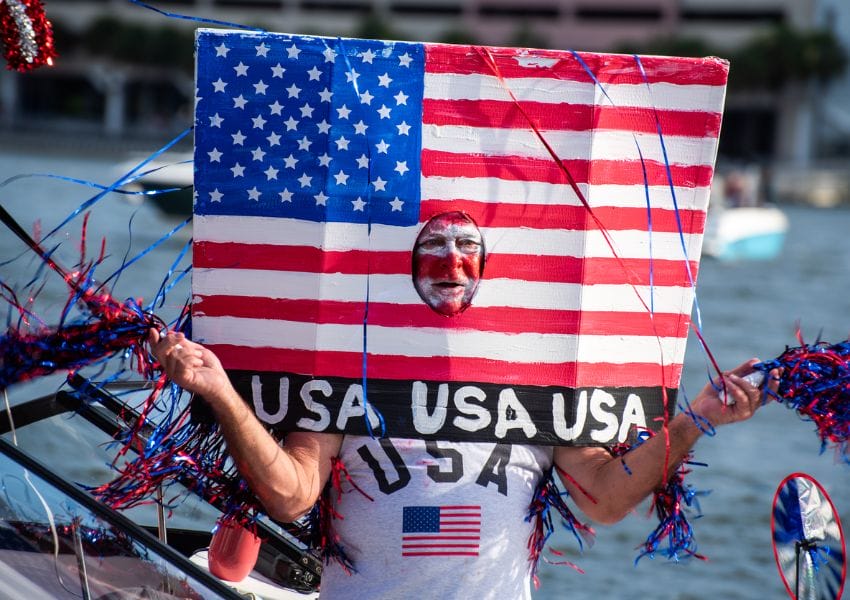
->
[526,467,596,586]
[751,339,850,461]
[0,0,56,71]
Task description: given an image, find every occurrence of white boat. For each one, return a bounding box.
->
[702,204,789,261]
[119,152,195,217]
[703,167,789,261]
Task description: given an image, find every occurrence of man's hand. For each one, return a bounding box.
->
[688,358,781,428]
[148,329,232,400]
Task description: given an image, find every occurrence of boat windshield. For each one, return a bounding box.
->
[0,437,242,599]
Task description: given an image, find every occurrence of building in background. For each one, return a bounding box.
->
[0,0,847,202]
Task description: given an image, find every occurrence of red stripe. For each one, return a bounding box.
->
[206,345,682,387]
[423,99,721,138]
[402,551,479,556]
[402,535,479,541]
[421,150,715,187]
[193,297,692,338]
[425,44,729,86]
[402,543,479,548]
[194,242,702,286]
[419,199,706,234]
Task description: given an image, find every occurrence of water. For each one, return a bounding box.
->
[1,148,849,599]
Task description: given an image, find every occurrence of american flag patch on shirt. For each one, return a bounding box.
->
[402,505,481,557]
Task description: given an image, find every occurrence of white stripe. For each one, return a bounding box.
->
[421,178,711,212]
[424,72,726,113]
[193,315,684,364]
[194,215,703,257]
[194,215,418,249]
[192,269,694,313]
[422,125,718,166]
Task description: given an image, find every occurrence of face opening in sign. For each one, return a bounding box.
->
[412,212,485,317]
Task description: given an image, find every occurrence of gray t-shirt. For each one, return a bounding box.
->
[319,436,553,599]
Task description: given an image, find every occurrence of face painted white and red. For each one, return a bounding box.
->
[413,213,484,316]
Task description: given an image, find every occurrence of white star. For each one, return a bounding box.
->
[353,120,368,135]
[209,113,224,127]
[271,63,285,78]
[233,94,248,109]
[283,154,298,168]
[317,153,332,167]
[300,103,315,118]
[212,78,227,93]
[394,161,409,175]
[394,90,408,105]
[323,46,337,63]
[396,121,411,136]
[230,163,245,177]
[334,170,350,185]
[335,135,350,150]
[316,119,331,134]
[360,49,376,64]
[298,172,313,188]
[255,42,270,57]
[287,44,301,59]
[247,186,261,201]
[336,104,351,120]
[234,62,249,76]
[253,80,268,95]
[268,100,284,115]
[375,139,390,154]
[307,66,322,81]
[286,83,301,98]
[251,146,266,161]
[210,188,223,202]
[318,88,333,102]
[298,136,312,151]
[279,188,293,202]
[314,191,329,205]
[252,114,267,129]
[345,69,360,84]
[267,132,281,146]
[371,176,387,192]
[207,148,222,162]
[377,104,391,119]
[398,52,413,67]
[352,196,366,211]
[378,72,392,87]
[193,189,199,205]
[356,154,370,169]
[215,43,229,57]
[284,116,299,131]
[264,165,279,180]
[231,130,246,145]
[359,89,374,105]
[390,196,404,211]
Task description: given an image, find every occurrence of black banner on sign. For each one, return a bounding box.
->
[227,371,676,447]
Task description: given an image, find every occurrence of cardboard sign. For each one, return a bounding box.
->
[191,29,728,445]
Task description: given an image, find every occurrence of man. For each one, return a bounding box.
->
[412,211,485,317]
[150,324,778,598]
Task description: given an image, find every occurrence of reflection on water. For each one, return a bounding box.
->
[1,149,849,599]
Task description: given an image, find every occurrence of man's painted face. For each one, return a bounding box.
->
[412,213,484,316]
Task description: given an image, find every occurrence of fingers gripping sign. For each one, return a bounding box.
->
[691,358,782,428]
[147,329,229,400]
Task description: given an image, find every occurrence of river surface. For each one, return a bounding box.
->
[1,146,848,599]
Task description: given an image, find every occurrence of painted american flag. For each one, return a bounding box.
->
[401,505,481,557]
[192,29,728,396]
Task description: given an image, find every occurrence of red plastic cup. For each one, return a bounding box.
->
[208,521,262,582]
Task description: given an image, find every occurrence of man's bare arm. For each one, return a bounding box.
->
[149,330,342,522]
[554,359,779,524]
